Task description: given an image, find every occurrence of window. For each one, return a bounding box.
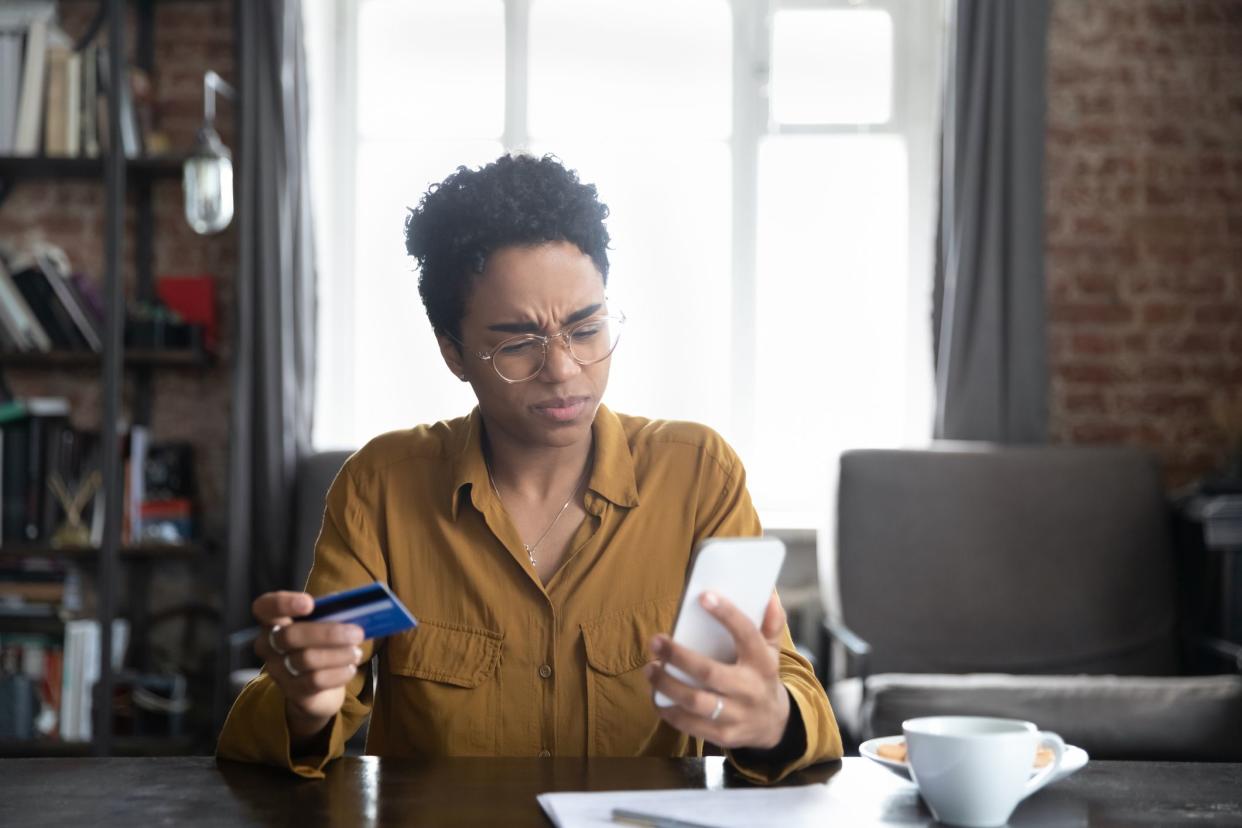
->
[306,0,944,528]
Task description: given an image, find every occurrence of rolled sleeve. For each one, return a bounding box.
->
[216,460,385,776]
[725,628,844,784]
[692,440,844,783]
[216,668,368,779]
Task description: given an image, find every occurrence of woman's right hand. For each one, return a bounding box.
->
[252,591,367,733]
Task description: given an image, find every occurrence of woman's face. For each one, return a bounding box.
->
[439,241,611,451]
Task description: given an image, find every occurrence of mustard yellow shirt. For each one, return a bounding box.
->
[216,405,842,781]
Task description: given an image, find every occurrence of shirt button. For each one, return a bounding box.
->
[538,749,552,758]
[538,664,553,679]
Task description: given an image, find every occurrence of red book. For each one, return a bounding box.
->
[156,275,217,351]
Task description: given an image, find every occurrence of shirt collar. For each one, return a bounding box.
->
[449,408,488,520]
[449,403,640,520]
[588,404,640,509]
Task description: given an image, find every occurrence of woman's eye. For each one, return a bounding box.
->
[499,339,539,356]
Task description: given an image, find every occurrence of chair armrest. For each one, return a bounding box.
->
[1193,636,1242,673]
[820,618,872,685]
[825,620,873,660]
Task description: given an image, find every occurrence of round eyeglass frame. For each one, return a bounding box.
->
[448,310,626,384]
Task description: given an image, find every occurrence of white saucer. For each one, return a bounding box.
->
[859,735,1090,785]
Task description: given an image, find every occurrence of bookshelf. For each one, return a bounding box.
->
[0,0,232,758]
[0,154,184,206]
[0,155,184,178]
[0,348,210,369]
[0,542,207,562]
[0,615,67,636]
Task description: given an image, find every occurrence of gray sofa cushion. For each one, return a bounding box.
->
[836,446,1181,677]
[859,673,1242,761]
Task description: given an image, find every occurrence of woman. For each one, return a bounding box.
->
[216,154,842,782]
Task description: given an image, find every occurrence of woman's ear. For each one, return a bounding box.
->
[437,334,469,382]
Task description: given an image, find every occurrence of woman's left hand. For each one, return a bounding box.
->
[644,591,791,750]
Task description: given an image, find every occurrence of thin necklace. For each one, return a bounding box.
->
[486,463,589,567]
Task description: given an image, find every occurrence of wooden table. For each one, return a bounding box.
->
[1,756,1240,826]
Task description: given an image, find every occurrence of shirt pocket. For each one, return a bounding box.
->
[385,619,503,756]
[581,597,680,757]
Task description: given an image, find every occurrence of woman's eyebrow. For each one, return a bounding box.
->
[486,302,603,334]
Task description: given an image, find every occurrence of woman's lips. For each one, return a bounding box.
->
[532,397,589,422]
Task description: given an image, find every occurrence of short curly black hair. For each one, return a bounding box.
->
[405,154,611,341]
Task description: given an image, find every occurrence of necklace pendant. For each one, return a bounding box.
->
[523,544,536,566]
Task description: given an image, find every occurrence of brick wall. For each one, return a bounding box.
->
[1046,0,1242,487]
[0,0,236,542]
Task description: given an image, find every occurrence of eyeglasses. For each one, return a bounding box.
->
[448,311,626,383]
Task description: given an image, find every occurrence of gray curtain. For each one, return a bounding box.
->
[225,0,316,633]
[933,0,1050,442]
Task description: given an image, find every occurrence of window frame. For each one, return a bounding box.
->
[737,0,943,526]
[310,0,943,528]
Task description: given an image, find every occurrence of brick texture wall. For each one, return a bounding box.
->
[0,0,236,542]
[1046,0,1242,487]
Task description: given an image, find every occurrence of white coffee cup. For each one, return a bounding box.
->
[902,716,1066,828]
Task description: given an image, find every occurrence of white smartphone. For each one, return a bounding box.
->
[654,536,786,708]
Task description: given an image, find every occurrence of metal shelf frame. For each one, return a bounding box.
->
[0,0,234,759]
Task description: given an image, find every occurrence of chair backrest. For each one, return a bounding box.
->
[292,450,355,589]
[835,444,1180,676]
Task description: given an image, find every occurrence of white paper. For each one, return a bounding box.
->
[537,783,866,828]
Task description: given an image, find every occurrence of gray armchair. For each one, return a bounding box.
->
[290,450,355,589]
[822,444,1242,761]
[227,450,359,736]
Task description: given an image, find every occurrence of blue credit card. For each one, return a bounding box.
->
[304,581,418,640]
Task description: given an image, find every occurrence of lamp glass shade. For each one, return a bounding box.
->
[183,126,234,234]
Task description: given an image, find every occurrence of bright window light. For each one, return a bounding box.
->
[754,135,910,516]
[529,0,731,140]
[351,140,502,439]
[357,0,505,139]
[770,9,893,125]
[310,0,942,527]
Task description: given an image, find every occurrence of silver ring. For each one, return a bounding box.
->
[710,694,725,721]
[283,653,301,678]
[268,624,288,656]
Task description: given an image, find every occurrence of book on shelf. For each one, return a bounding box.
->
[124,425,148,546]
[0,629,62,741]
[0,400,196,550]
[33,245,101,352]
[65,50,82,158]
[0,397,70,546]
[0,3,54,154]
[0,1,152,161]
[11,8,51,156]
[0,244,102,354]
[0,617,127,744]
[0,571,66,604]
[0,555,81,617]
[9,266,90,351]
[41,26,73,158]
[95,44,144,160]
[68,272,104,328]
[122,431,196,546]
[0,256,53,353]
[157,275,218,352]
[138,441,196,544]
[79,41,99,158]
[61,617,128,742]
[0,30,24,154]
[0,557,81,743]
